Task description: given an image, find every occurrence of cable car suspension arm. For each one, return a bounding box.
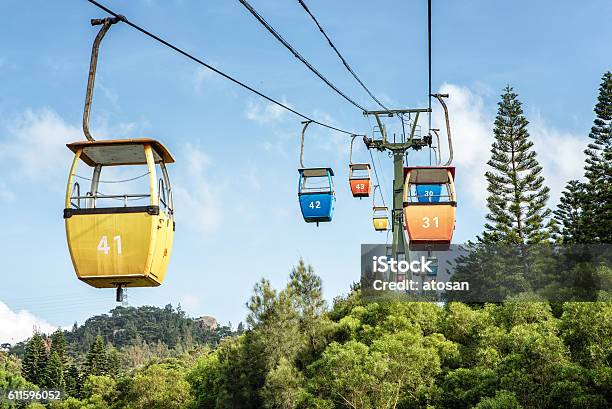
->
[299,120,313,168]
[431,93,453,166]
[349,134,358,165]
[83,16,124,141]
[431,128,442,166]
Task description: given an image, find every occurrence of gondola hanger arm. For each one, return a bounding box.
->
[349,134,358,165]
[299,120,313,168]
[372,184,380,207]
[83,16,125,141]
[431,128,442,166]
[431,93,453,166]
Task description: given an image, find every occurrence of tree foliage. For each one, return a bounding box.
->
[483,86,552,244]
[556,71,612,244]
[22,333,47,386]
[582,71,612,243]
[4,262,611,409]
[185,262,611,409]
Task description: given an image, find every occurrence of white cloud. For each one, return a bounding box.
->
[179,294,201,314]
[0,301,57,344]
[173,143,222,233]
[245,99,290,124]
[433,83,493,208]
[529,114,586,206]
[0,108,148,197]
[431,83,586,210]
[0,108,81,182]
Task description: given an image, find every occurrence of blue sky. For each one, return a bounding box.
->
[0,0,610,343]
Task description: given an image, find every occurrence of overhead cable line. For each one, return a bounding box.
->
[237,0,368,112]
[295,0,414,136]
[296,0,389,111]
[86,0,363,136]
[368,150,386,208]
[364,115,387,207]
[428,0,433,165]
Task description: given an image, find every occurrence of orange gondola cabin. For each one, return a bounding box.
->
[403,166,456,250]
[348,163,372,198]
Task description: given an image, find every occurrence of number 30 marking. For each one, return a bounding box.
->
[97,235,122,255]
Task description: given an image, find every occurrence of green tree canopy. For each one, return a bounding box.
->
[483,86,552,244]
[22,333,47,386]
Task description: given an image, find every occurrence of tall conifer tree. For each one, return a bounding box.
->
[50,330,67,364]
[482,86,552,244]
[583,71,612,243]
[64,364,82,397]
[85,335,108,376]
[22,333,47,386]
[555,72,612,243]
[553,180,587,243]
[43,351,65,389]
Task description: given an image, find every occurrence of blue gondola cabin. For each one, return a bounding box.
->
[298,168,335,225]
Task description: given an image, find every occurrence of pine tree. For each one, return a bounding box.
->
[43,351,65,390]
[64,364,82,397]
[50,330,67,364]
[287,259,327,358]
[554,180,588,243]
[106,346,121,377]
[582,71,612,243]
[287,259,326,319]
[22,333,47,386]
[482,86,552,244]
[85,335,108,376]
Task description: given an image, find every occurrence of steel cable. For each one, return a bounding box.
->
[86,0,364,136]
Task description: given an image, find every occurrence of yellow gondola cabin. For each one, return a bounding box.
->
[372,206,389,231]
[64,139,175,292]
[403,166,456,250]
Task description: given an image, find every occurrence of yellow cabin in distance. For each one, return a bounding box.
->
[64,139,175,291]
[372,206,389,231]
